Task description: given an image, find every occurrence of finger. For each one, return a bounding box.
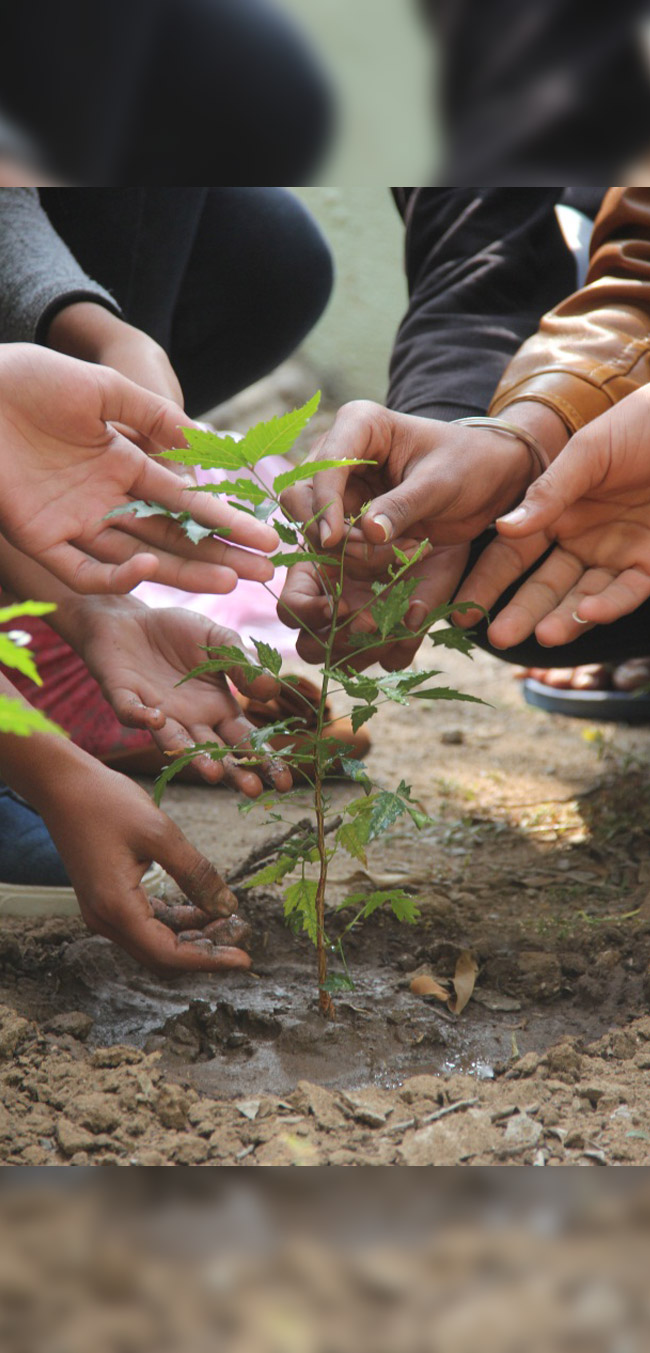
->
[151,898,212,931]
[487,547,585,650]
[84,528,241,594]
[496,426,606,538]
[452,533,548,628]
[97,367,189,451]
[205,715,293,794]
[147,818,238,917]
[308,405,392,546]
[202,916,252,947]
[574,567,650,627]
[277,562,336,631]
[532,567,616,647]
[404,544,470,632]
[36,541,160,595]
[133,456,279,553]
[108,689,166,732]
[152,719,230,786]
[107,513,275,583]
[134,924,251,973]
[201,625,280,701]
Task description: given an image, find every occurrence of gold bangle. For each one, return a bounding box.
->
[453,416,551,478]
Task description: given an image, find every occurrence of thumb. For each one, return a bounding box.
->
[496,429,600,537]
[96,365,189,452]
[361,464,445,544]
[148,817,238,918]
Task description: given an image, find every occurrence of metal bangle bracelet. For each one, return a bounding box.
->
[452,416,551,478]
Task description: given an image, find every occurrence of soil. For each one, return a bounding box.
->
[2,637,650,1167]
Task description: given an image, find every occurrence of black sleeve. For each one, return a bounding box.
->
[387,187,577,421]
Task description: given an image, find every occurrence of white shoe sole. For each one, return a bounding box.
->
[0,862,170,917]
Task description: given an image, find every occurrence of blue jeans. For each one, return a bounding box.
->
[0,785,70,886]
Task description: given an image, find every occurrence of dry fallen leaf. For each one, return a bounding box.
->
[409,950,478,1015]
[449,950,479,1014]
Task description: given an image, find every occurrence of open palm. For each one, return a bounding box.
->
[80,602,293,796]
[0,345,277,594]
[453,387,650,649]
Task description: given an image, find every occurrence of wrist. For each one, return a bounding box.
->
[45,300,127,363]
[0,729,89,817]
[495,401,570,468]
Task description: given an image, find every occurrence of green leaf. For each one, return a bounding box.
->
[273,457,367,496]
[242,854,296,888]
[411,688,484,704]
[186,477,268,506]
[237,392,322,466]
[153,743,231,804]
[104,500,170,522]
[336,819,369,865]
[283,877,319,945]
[338,756,371,788]
[177,644,263,686]
[339,889,420,926]
[251,639,282,677]
[0,697,65,738]
[0,601,57,624]
[269,550,339,569]
[0,634,42,686]
[179,516,217,545]
[338,671,380,703]
[370,578,418,640]
[165,428,249,471]
[321,973,355,994]
[274,521,299,545]
[350,704,377,733]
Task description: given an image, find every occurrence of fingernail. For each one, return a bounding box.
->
[572,611,589,625]
[498,506,528,525]
[371,513,393,542]
[406,600,428,631]
[181,473,195,488]
[320,521,332,546]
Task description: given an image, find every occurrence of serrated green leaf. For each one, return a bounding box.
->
[411,688,484,704]
[338,671,380,703]
[186,477,268,506]
[236,392,321,466]
[153,743,231,804]
[283,877,319,944]
[339,888,420,926]
[0,601,57,624]
[0,697,65,738]
[269,550,339,569]
[179,516,217,545]
[274,521,299,545]
[0,635,41,686]
[351,705,377,733]
[336,819,369,865]
[370,578,418,640]
[104,499,172,522]
[251,639,282,677]
[242,854,296,888]
[273,457,366,496]
[166,428,249,471]
[338,756,371,788]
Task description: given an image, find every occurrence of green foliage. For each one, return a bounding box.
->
[103,500,228,543]
[0,602,65,738]
[0,696,65,738]
[148,392,481,1010]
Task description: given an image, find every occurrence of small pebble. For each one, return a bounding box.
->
[441,729,464,745]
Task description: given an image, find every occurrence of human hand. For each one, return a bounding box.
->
[0,723,251,975]
[453,386,650,650]
[78,598,293,796]
[280,400,541,549]
[0,344,278,594]
[47,303,184,408]
[278,543,470,672]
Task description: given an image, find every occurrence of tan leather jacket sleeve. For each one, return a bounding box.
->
[489,188,650,432]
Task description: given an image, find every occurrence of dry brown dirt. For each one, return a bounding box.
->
[1,639,650,1166]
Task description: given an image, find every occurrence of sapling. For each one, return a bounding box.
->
[118,396,481,1016]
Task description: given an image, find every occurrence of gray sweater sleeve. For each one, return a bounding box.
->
[0,188,121,343]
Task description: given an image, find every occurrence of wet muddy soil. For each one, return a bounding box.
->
[1,640,650,1165]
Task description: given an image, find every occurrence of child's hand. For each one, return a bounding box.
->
[278,543,470,672]
[0,344,278,594]
[453,385,650,650]
[80,600,292,795]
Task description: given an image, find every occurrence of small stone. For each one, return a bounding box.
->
[499,1113,543,1156]
[505,1051,540,1079]
[132,1150,168,1166]
[73,1093,121,1134]
[565,1128,586,1150]
[398,1109,493,1165]
[91,1046,143,1068]
[0,1008,33,1058]
[441,729,464,745]
[45,1012,94,1041]
[290,1082,346,1131]
[156,1083,190,1130]
[544,1042,583,1082]
[172,1136,210,1165]
[56,1117,96,1157]
[235,1099,261,1121]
